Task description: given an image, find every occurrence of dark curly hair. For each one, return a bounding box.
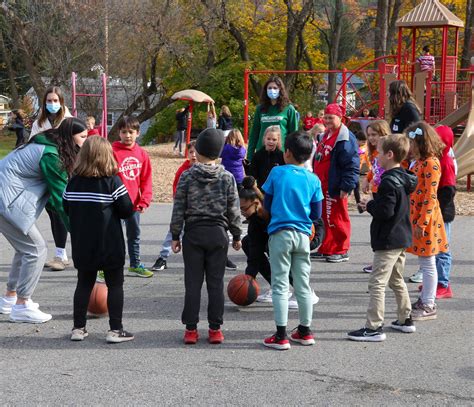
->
[259,75,290,113]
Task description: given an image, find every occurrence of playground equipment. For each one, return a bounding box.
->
[243,0,473,186]
[71,72,108,137]
[171,89,215,156]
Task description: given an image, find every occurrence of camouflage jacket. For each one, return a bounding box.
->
[170,163,242,241]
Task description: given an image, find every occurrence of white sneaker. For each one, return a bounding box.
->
[312,290,320,305]
[0,297,39,314]
[409,270,423,283]
[288,290,320,310]
[9,303,52,324]
[257,288,273,303]
[71,327,89,341]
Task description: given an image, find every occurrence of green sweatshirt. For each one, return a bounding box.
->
[32,134,70,230]
[247,104,298,161]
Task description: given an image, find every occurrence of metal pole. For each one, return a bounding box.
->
[411,28,417,90]
[185,102,194,158]
[378,62,385,118]
[397,28,402,80]
[101,73,108,138]
[71,72,77,117]
[341,68,347,115]
[243,69,249,143]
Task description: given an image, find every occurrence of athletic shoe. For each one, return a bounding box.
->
[409,270,423,283]
[71,327,89,341]
[257,288,273,303]
[128,264,154,278]
[9,303,52,324]
[106,329,134,343]
[184,329,199,344]
[226,259,237,270]
[288,290,320,309]
[326,254,349,263]
[47,257,66,271]
[151,257,167,271]
[436,284,453,299]
[208,329,224,344]
[347,327,386,342]
[289,328,315,346]
[0,297,39,314]
[263,334,291,350]
[363,265,373,273]
[96,270,105,283]
[390,316,416,333]
[310,252,327,260]
[44,257,70,268]
[411,303,437,321]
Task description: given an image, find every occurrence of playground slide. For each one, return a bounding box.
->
[453,87,474,179]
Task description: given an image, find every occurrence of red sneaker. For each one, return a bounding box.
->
[418,284,423,292]
[184,329,199,344]
[289,328,315,346]
[263,334,291,350]
[436,284,453,299]
[208,329,224,344]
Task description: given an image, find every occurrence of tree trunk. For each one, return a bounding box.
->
[386,0,402,54]
[461,0,473,71]
[374,0,388,63]
[0,30,20,108]
[328,0,343,102]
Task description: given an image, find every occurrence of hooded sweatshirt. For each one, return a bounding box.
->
[366,167,417,251]
[435,125,456,222]
[112,141,152,211]
[170,163,242,241]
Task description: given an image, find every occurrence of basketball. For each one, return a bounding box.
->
[227,274,260,306]
[88,282,108,315]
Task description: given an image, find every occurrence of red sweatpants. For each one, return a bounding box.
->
[318,189,351,255]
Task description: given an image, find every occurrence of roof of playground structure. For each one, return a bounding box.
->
[396,0,464,28]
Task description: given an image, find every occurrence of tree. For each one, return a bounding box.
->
[461,0,473,71]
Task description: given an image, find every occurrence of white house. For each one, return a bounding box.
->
[0,95,11,127]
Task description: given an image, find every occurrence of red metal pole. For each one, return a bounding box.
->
[71,72,77,117]
[397,28,402,80]
[243,69,250,143]
[101,73,108,138]
[378,62,385,118]
[411,28,417,90]
[185,102,194,158]
[441,27,448,86]
[341,68,347,115]
[425,72,432,123]
[454,27,459,76]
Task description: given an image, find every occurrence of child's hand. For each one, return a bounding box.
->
[137,205,147,214]
[414,226,423,239]
[361,179,370,194]
[232,240,242,251]
[172,240,181,253]
[340,190,348,199]
[357,202,367,212]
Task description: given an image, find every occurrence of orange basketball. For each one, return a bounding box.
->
[88,282,108,315]
[227,274,260,306]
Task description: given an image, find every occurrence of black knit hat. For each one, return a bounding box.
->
[195,128,225,159]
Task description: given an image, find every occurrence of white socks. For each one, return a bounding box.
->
[55,248,68,261]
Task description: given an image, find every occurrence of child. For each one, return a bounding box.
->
[305,123,325,171]
[432,125,456,298]
[112,116,153,277]
[206,103,217,129]
[354,130,368,210]
[152,141,197,271]
[249,125,285,190]
[347,134,417,342]
[174,106,189,156]
[170,128,242,345]
[8,109,25,147]
[416,45,435,75]
[64,136,135,343]
[405,122,448,321]
[302,111,317,131]
[262,131,324,350]
[220,129,246,187]
[86,116,100,137]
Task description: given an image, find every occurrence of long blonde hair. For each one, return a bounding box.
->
[74,136,118,177]
[366,120,391,159]
[226,129,244,147]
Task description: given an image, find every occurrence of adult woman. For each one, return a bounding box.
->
[247,76,298,161]
[0,118,87,323]
[8,109,25,148]
[218,105,233,137]
[31,86,73,271]
[388,80,421,134]
[312,104,359,263]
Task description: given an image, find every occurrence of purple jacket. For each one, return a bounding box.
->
[221,144,246,184]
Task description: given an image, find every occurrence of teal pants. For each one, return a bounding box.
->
[269,229,313,327]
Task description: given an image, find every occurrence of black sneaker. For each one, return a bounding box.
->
[390,317,416,333]
[226,259,237,270]
[326,253,349,263]
[347,327,386,342]
[151,257,167,271]
[106,329,134,343]
[310,252,327,260]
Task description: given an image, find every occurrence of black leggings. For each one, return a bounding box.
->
[46,208,68,249]
[73,267,124,331]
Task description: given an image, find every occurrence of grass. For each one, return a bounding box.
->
[0,134,16,158]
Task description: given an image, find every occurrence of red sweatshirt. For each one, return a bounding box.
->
[172,160,192,197]
[112,141,152,211]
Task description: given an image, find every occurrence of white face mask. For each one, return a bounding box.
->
[267,89,280,100]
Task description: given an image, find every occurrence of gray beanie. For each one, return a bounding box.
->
[195,128,225,159]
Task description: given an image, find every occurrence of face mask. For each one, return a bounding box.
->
[267,89,280,100]
[46,102,61,114]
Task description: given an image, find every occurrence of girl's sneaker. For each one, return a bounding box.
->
[184,329,199,345]
[256,288,273,303]
[128,264,154,278]
[208,329,224,344]
[363,265,373,273]
[71,327,89,341]
[288,290,320,309]
[9,303,51,324]
[409,270,423,283]
[289,328,315,345]
[390,317,416,333]
[347,327,386,342]
[0,296,18,314]
[411,303,437,321]
[106,329,134,343]
[263,333,291,350]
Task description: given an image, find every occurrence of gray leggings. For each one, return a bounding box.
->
[0,215,47,299]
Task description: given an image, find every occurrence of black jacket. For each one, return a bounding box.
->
[218,115,233,131]
[390,102,421,134]
[63,175,134,270]
[437,185,456,223]
[176,107,189,131]
[366,167,417,251]
[250,147,285,190]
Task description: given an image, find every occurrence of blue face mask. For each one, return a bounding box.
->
[267,88,280,100]
[46,102,61,114]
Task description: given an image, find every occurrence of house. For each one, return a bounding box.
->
[0,95,11,127]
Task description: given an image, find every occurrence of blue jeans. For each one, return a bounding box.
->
[124,212,140,268]
[160,230,173,259]
[436,221,452,288]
